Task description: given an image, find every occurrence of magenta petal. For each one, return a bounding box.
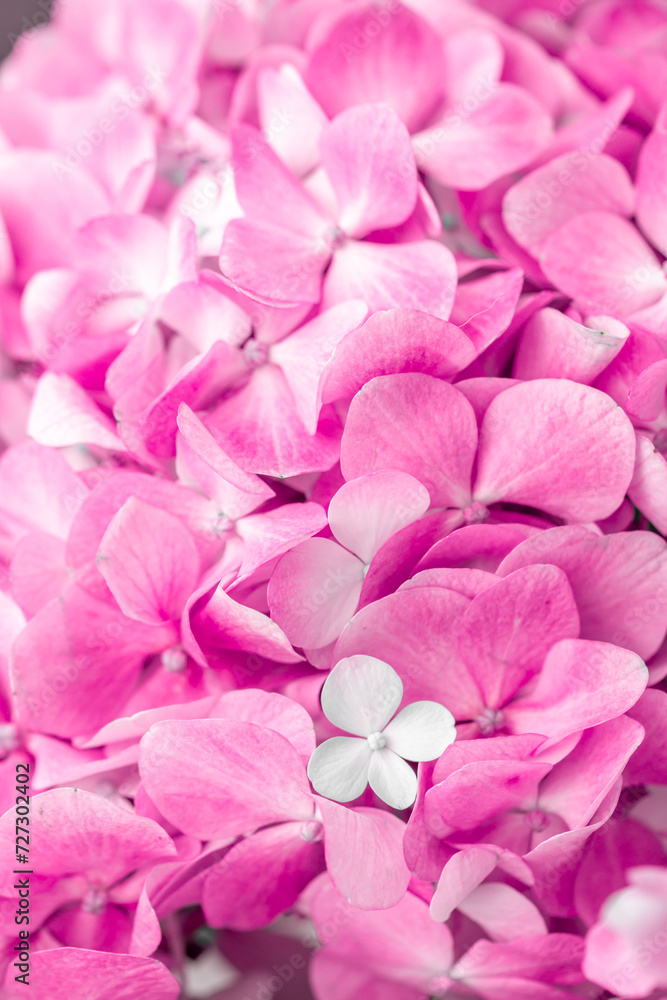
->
[626,358,667,422]
[139,719,313,839]
[24,949,180,1000]
[202,822,324,929]
[449,267,524,356]
[211,689,315,764]
[458,565,580,709]
[321,103,417,238]
[304,2,445,133]
[0,787,175,884]
[234,501,329,581]
[320,308,475,405]
[334,587,480,718]
[268,537,365,649]
[97,497,200,624]
[513,308,630,383]
[323,239,457,321]
[474,380,636,522]
[540,211,667,317]
[317,799,410,910]
[506,639,648,743]
[341,374,477,509]
[193,584,303,664]
[628,434,667,536]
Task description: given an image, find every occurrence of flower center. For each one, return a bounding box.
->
[0,724,19,758]
[367,731,387,751]
[325,225,346,250]
[525,809,548,832]
[81,886,108,915]
[476,707,505,736]
[161,646,187,673]
[462,501,489,525]
[243,338,268,367]
[299,820,324,842]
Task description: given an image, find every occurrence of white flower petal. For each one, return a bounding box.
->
[307,736,372,802]
[383,701,456,761]
[368,748,418,810]
[321,655,403,736]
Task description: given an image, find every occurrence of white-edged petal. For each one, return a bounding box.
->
[321,655,403,736]
[368,747,418,810]
[307,736,372,802]
[383,701,456,761]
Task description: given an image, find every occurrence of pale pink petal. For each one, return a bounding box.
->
[322,239,457,321]
[449,267,524,356]
[383,701,456,761]
[9,532,68,618]
[503,152,635,257]
[340,374,477,509]
[506,639,648,743]
[321,103,417,238]
[540,212,667,318]
[268,537,365,649]
[28,372,124,451]
[271,300,368,434]
[307,736,372,802]
[320,308,475,405]
[320,654,403,736]
[473,380,636,522]
[368,747,418,809]
[626,359,667,422]
[160,279,252,352]
[192,585,303,665]
[97,497,200,624]
[430,846,532,922]
[444,28,503,106]
[234,501,329,580]
[212,689,316,765]
[414,84,552,191]
[139,719,314,839]
[328,471,430,564]
[257,64,328,177]
[513,308,630,383]
[0,440,87,541]
[459,883,547,942]
[304,2,445,133]
[636,127,667,257]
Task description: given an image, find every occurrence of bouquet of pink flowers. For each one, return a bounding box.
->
[1,0,667,997]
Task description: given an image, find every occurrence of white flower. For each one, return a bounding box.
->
[307,654,456,810]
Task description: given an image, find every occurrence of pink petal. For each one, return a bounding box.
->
[636,127,667,257]
[24,949,180,1000]
[28,372,125,451]
[205,364,342,477]
[317,800,411,909]
[193,584,304,665]
[304,2,445,133]
[503,152,635,257]
[320,308,476,405]
[139,719,314,839]
[457,565,580,710]
[473,379,636,522]
[234,501,329,581]
[202,822,325,929]
[334,587,481,719]
[160,279,252,353]
[9,532,68,618]
[444,28,503,106]
[449,267,524,356]
[321,103,417,238]
[540,212,667,318]
[458,883,547,942]
[513,308,630,383]
[431,845,532,922]
[0,440,87,542]
[340,374,477,509]
[328,471,430,564]
[97,497,200,624]
[257,64,328,177]
[322,239,457,321]
[219,217,330,306]
[498,525,667,661]
[625,688,667,785]
[268,537,365,649]
[271,300,368,434]
[176,403,275,518]
[505,639,648,743]
[414,84,552,191]
[626,358,667,422]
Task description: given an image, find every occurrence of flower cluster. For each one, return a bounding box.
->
[0,0,667,998]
